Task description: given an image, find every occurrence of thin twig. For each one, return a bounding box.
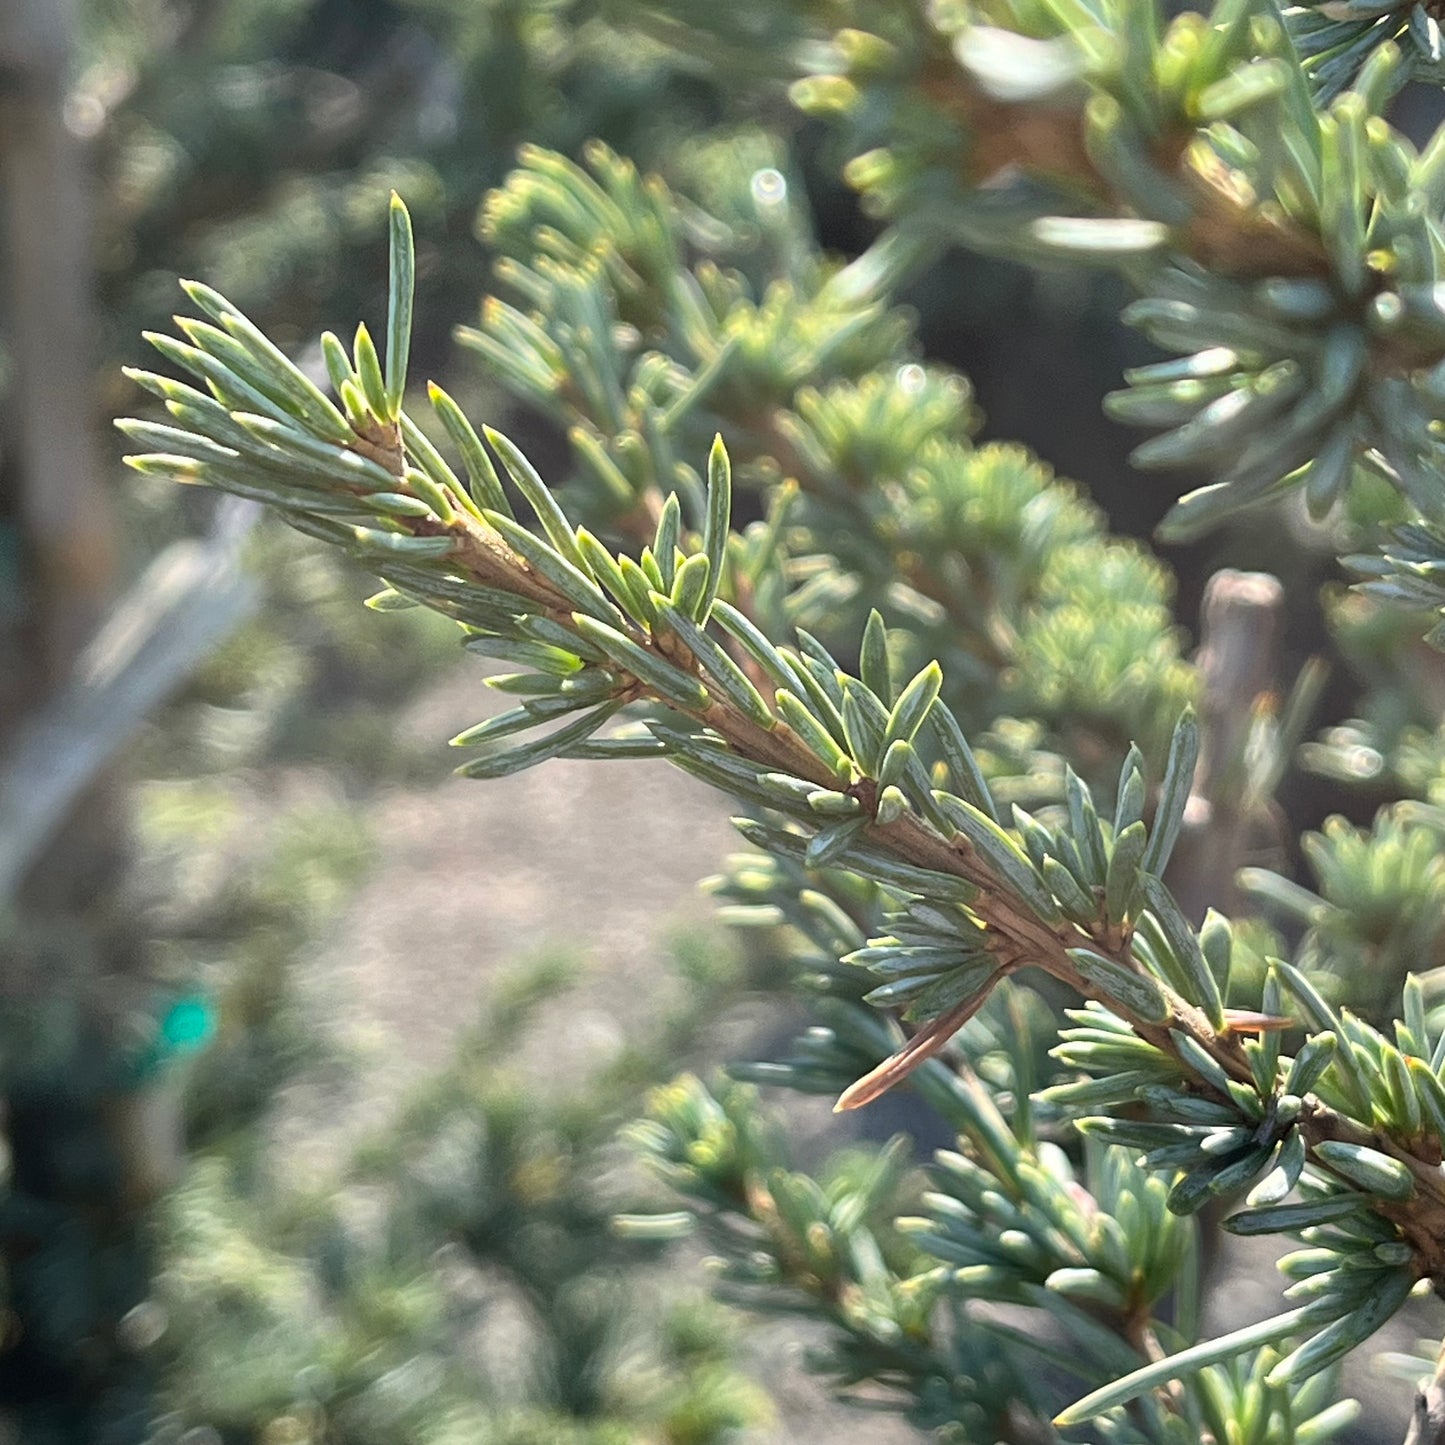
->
[1406,1341,1445,1445]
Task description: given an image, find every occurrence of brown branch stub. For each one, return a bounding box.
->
[1406,1385,1445,1445]
[1405,1344,1445,1445]
[1169,569,1286,923]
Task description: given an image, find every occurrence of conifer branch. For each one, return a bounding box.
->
[466,141,1197,754]
[119,215,1445,1426]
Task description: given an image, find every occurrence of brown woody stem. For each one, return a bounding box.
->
[363,416,1445,1288]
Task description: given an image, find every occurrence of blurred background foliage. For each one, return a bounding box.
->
[4,2,772,1440]
[9,0,1445,1442]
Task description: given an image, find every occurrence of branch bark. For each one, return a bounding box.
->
[0,0,125,916]
[1405,1345,1445,1445]
[1169,569,1285,923]
[0,0,116,681]
[0,503,260,903]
